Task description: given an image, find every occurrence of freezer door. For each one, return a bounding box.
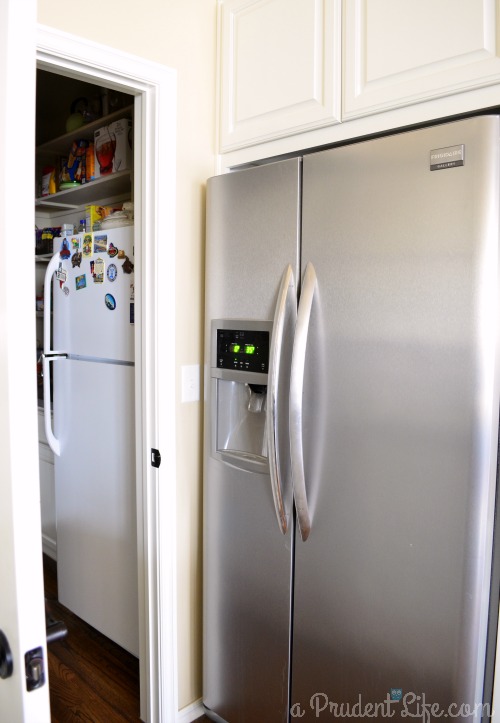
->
[203,159,301,721]
[292,116,500,719]
[53,357,138,656]
[52,226,134,362]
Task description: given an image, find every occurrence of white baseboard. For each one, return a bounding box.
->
[42,534,57,560]
[177,698,204,722]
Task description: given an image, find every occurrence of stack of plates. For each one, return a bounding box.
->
[100,211,133,229]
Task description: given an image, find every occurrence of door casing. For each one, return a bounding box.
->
[36,24,178,722]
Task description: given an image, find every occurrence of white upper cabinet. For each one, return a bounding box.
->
[343,0,500,119]
[219,0,341,151]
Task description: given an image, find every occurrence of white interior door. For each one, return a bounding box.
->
[0,0,51,719]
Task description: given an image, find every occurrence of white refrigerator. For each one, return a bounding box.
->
[43,225,138,656]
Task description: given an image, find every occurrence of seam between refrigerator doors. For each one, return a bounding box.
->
[297,158,303,297]
[288,509,296,723]
[288,158,303,723]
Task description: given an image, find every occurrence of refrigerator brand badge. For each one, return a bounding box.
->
[430,144,464,171]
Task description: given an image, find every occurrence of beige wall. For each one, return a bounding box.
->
[37,0,216,709]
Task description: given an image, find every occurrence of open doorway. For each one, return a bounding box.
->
[35,67,140,716]
[36,26,178,722]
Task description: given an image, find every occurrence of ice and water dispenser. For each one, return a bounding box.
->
[210,319,273,473]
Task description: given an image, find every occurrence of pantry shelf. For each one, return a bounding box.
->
[36,105,134,157]
[35,170,132,211]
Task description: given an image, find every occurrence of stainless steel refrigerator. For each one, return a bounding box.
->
[203,115,500,722]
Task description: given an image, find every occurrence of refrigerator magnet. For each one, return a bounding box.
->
[94,234,107,254]
[108,243,118,258]
[105,293,116,311]
[107,263,117,282]
[122,256,134,274]
[71,236,81,251]
[93,257,105,283]
[75,274,86,290]
[130,302,134,324]
[72,251,82,268]
[82,234,93,258]
[55,263,67,283]
[59,238,71,260]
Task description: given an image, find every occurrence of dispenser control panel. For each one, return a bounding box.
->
[216,328,269,373]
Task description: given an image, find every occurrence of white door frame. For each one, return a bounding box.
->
[36,25,178,722]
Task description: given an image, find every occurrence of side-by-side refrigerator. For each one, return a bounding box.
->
[43,225,138,656]
[203,115,500,722]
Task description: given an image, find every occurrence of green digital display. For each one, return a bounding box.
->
[217,328,269,373]
[229,342,256,355]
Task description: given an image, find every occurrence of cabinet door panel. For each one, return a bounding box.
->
[344,0,500,119]
[219,0,341,151]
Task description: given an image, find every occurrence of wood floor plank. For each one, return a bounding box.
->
[43,554,140,721]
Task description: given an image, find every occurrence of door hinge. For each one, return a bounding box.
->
[151,448,161,468]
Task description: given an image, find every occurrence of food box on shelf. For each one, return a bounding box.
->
[60,139,88,184]
[85,204,124,231]
[94,118,132,179]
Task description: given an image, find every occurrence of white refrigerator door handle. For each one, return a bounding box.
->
[42,252,63,456]
[290,262,317,542]
[42,354,61,457]
[43,252,60,354]
[267,264,297,534]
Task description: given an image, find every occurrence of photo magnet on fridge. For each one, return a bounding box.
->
[94,234,107,254]
[75,274,86,290]
[82,234,93,258]
[93,257,105,283]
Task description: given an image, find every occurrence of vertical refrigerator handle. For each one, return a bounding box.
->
[267,264,297,534]
[42,253,62,457]
[43,253,60,355]
[290,262,317,542]
[42,355,61,457]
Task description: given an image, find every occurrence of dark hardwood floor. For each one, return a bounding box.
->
[43,554,140,722]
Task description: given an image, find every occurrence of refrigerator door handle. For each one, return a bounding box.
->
[43,252,65,355]
[42,354,61,457]
[42,252,64,457]
[267,264,297,534]
[290,262,317,542]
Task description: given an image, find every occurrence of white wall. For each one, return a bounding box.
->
[37,0,216,708]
